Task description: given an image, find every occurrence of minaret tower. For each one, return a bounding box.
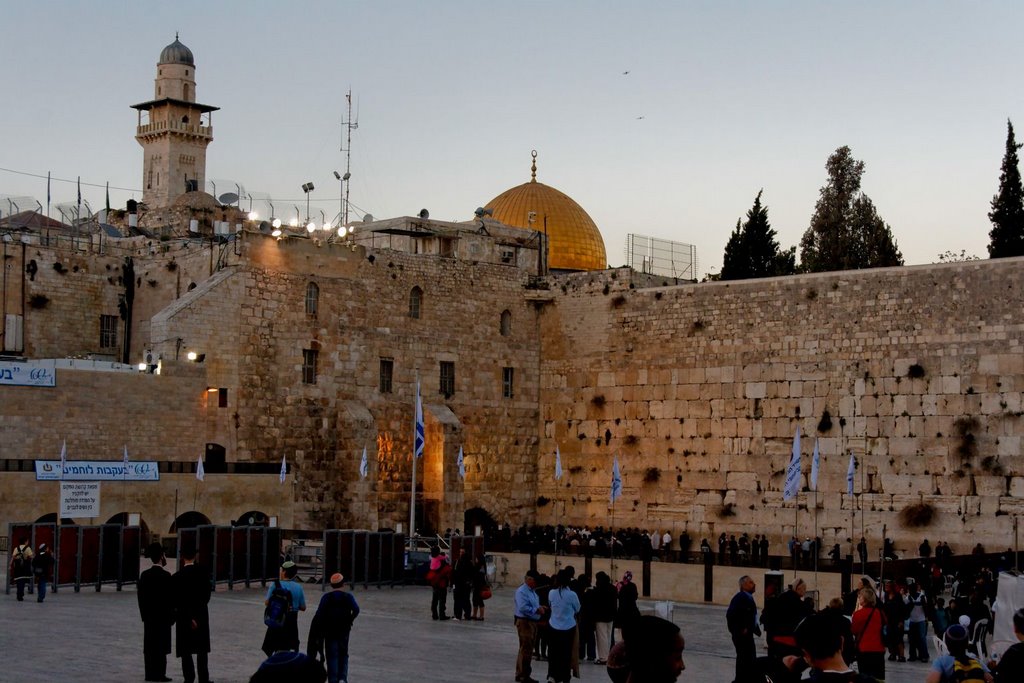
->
[131,35,219,207]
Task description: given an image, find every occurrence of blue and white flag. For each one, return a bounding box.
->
[783,426,801,501]
[846,451,856,495]
[610,455,623,503]
[196,455,205,482]
[414,380,425,459]
[554,446,563,480]
[359,446,368,480]
[60,439,67,479]
[810,438,820,491]
[279,455,287,484]
[123,445,129,467]
[457,446,465,480]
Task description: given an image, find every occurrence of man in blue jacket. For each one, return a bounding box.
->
[726,575,760,683]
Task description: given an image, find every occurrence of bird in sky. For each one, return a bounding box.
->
[622,70,630,75]
[636,116,645,120]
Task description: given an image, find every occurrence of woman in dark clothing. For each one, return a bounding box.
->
[614,571,640,644]
[470,555,489,621]
[591,571,618,664]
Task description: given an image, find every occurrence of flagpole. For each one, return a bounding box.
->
[409,375,420,550]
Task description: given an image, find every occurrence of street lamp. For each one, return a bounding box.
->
[301,182,314,222]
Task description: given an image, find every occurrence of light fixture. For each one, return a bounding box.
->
[207,387,218,393]
[187,351,198,361]
[302,182,315,193]
[272,218,282,229]
[306,222,316,233]
[337,226,346,237]
[289,217,299,228]
[272,227,282,237]
[247,211,258,221]
[137,362,147,371]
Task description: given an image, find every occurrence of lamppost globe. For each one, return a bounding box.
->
[337,226,346,237]
[272,218,282,229]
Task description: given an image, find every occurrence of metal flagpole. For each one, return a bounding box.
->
[409,374,422,551]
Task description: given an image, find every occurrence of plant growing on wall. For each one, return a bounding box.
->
[644,467,661,483]
[899,502,935,527]
[953,416,980,460]
[28,294,50,309]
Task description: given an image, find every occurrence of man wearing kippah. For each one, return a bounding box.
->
[308,572,360,683]
[138,542,175,682]
[262,560,307,657]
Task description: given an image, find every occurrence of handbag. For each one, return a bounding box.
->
[480,587,492,600]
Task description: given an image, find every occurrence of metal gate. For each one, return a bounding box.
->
[6,522,141,593]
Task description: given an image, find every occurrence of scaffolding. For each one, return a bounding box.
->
[625,234,698,281]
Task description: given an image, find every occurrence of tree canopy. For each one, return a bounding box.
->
[799,146,903,272]
[988,119,1024,258]
[720,190,796,280]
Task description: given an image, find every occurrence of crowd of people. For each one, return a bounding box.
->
[513,565,683,683]
[725,562,1024,683]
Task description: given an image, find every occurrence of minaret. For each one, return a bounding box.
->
[131,35,219,207]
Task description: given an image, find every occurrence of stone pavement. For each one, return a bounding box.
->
[1,578,937,683]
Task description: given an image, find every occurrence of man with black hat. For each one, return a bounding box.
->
[139,541,175,682]
[31,542,55,603]
[173,544,213,683]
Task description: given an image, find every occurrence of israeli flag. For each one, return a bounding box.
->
[554,446,563,480]
[783,426,801,501]
[810,438,820,491]
[457,446,465,480]
[196,455,205,482]
[279,455,287,484]
[359,446,368,480]
[60,439,67,480]
[847,451,856,495]
[610,455,623,503]
[414,380,425,459]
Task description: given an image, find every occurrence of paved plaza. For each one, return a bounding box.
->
[0,573,942,683]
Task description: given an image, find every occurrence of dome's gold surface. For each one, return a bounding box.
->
[484,155,606,271]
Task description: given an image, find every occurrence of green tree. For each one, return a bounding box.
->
[988,119,1024,258]
[721,191,796,280]
[800,146,903,272]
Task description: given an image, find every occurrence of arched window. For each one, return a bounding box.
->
[183,83,190,100]
[409,286,423,319]
[500,310,512,336]
[306,282,319,318]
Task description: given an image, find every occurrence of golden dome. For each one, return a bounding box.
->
[484,151,606,271]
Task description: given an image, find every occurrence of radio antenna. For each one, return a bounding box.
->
[340,89,359,226]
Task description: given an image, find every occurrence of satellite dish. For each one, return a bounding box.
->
[362,214,374,223]
[218,192,239,205]
[258,221,272,234]
[418,208,430,219]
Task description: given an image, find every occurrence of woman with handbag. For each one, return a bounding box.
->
[851,587,887,680]
[470,554,490,621]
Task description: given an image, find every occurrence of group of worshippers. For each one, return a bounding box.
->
[726,572,1024,683]
[7,536,55,602]
[513,567,683,683]
[137,542,359,683]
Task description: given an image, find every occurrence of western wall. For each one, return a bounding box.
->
[536,258,1024,556]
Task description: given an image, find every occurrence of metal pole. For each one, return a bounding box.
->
[409,375,418,551]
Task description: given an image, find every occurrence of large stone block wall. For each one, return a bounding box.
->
[150,233,541,532]
[537,259,1024,556]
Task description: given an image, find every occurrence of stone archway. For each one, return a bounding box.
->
[169,510,211,533]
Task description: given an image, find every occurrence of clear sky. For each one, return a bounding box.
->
[2,1,1021,277]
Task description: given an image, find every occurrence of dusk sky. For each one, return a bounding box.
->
[2,1,1022,277]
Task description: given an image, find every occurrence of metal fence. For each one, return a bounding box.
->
[6,522,141,593]
[177,525,282,589]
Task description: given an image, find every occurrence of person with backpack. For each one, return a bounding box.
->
[307,572,359,683]
[31,543,55,603]
[9,536,34,601]
[262,560,306,657]
[925,624,990,683]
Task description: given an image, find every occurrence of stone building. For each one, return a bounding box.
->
[1,37,1022,557]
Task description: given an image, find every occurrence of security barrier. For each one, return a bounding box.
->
[6,522,141,593]
[321,530,405,589]
[176,524,281,589]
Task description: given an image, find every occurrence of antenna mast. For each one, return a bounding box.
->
[340,89,358,226]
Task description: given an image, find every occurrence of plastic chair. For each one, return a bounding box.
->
[969,618,989,660]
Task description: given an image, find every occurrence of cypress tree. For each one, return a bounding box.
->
[988,119,1024,258]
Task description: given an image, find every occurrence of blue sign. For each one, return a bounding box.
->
[0,360,56,387]
[36,460,160,481]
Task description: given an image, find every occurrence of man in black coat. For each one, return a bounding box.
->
[138,542,175,682]
[726,575,760,683]
[173,544,213,683]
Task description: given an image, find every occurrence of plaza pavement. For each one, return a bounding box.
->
[1,576,937,683]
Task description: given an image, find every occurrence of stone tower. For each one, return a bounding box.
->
[131,35,219,208]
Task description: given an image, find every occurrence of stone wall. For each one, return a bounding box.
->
[537,259,1024,556]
